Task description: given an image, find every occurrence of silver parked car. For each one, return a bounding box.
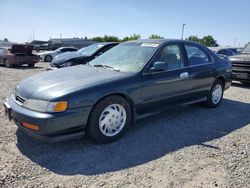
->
[38,47,78,62]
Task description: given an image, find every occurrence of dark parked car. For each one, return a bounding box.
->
[216,48,235,57]
[0,45,39,68]
[229,42,250,84]
[48,42,119,70]
[4,39,232,143]
[209,47,241,56]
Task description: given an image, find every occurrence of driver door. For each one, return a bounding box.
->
[142,43,192,110]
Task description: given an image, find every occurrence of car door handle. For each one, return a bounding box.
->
[180,72,189,80]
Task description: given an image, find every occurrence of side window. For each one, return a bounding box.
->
[185,45,210,66]
[60,48,68,52]
[154,44,184,70]
[68,48,77,51]
[224,49,234,56]
[101,45,115,53]
[0,48,3,54]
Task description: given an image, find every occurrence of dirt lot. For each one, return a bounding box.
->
[0,63,249,188]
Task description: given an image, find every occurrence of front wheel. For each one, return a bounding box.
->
[87,96,131,143]
[44,55,52,62]
[4,59,13,68]
[204,79,224,108]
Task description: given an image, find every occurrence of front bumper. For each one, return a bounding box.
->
[4,96,92,142]
[232,72,250,82]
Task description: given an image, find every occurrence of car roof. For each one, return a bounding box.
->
[97,42,119,45]
[58,47,78,50]
[125,39,201,46]
[209,47,240,52]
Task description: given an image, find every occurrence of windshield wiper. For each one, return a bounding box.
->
[92,64,120,71]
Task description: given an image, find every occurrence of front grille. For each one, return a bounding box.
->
[12,93,26,105]
[16,95,26,104]
[232,61,250,73]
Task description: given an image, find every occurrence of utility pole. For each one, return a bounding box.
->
[181,23,186,40]
[33,29,35,41]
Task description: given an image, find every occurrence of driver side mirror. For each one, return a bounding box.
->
[150,61,168,72]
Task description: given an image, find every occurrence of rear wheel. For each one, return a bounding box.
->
[87,96,131,143]
[4,59,13,68]
[44,55,52,62]
[204,79,224,108]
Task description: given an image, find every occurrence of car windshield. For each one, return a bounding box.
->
[89,42,158,73]
[241,43,250,54]
[76,43,104,56]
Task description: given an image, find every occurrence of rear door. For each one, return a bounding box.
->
[184,44,215,97]
[142,43,192,111]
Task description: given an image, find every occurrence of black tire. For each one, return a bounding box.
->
[28,63,35,67]
[44,55,53,62]
[204,79,224,108]
[87,96,132,143]
[4,59,12,68]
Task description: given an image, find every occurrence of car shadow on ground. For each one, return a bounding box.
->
[16,98,250,176]
[232,82,250,89]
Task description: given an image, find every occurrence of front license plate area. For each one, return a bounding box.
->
[236,73,248,79]
[4,102,12,121]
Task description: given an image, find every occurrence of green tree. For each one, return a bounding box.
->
[92,35,120,42]
[122,34,141,42]
[102,35,120,42]
[187,35,219,47]
[149,34,164,39]
[92,36,104,42]
[4,38,8,42]
[187,35,200,43]
[200,35,218,47]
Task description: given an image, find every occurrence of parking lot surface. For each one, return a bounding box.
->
[0,63,249,188]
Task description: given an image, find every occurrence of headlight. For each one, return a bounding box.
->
[23,99,68,112]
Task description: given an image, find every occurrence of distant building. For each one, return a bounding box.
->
[0,40,12,48]
[30,40,48,45]
[48,38,96,49]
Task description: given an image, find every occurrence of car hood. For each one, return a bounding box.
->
[11,45,33,54]
[16,65,128,100]
[229,54,250,62]
[52,52,86,64]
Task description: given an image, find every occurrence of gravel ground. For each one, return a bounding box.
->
[0,62,249,188]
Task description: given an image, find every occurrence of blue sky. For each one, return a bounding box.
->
[0,0,249,46]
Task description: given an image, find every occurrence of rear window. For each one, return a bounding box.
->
[185,45,210,66]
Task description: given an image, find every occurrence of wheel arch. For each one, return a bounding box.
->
[216,76,225,88]
[88,92,137,127]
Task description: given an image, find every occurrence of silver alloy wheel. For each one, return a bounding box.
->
[99,104,126,137]
[45,55,52,62]
[212,84,223,104]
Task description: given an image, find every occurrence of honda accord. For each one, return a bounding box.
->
[4,39,232,143]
